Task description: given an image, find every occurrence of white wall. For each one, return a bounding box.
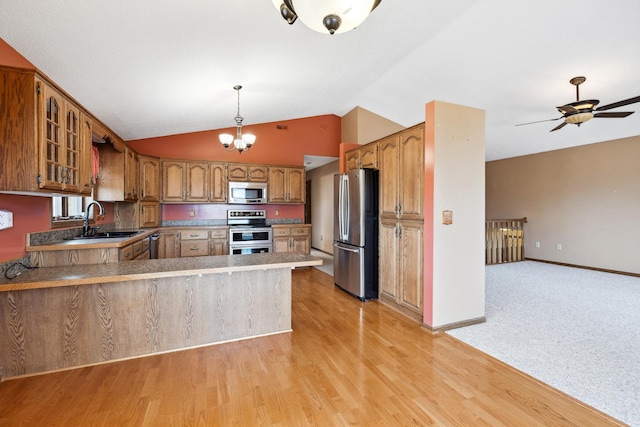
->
[307,160,339,253]
[428,101,486,329]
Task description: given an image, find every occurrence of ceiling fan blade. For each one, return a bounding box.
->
[595,95,640,111]
[515,117,563,126]
[557,105,579,114]
[550,122,567,132]
[593,111,634,118]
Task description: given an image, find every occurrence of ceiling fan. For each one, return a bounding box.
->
[516,76,640,132]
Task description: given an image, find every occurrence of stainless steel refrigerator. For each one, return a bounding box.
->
[333,168,378,300]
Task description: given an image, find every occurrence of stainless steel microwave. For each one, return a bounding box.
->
[228,181,268,204]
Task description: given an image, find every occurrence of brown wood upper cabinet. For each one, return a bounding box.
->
[346,142,378,171]
[95,141,139,202]
[268,166,305,203]
[161,160,209,203]
[139,155,160,201]
[209,162,227,203]
[227,163,268,182]
[0,67,92,195]
[378,124,424,221]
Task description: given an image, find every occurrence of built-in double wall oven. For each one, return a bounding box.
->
[227,209,272,254]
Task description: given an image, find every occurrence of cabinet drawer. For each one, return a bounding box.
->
[181,230,209,240]
[121,245,134,261]
[133,240,146,258]
[272,227,291,237]
[291,227,310,237]
[210,228,228,239]
[180,240,209,257]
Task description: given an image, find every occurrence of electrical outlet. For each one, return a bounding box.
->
[0,210,13,230]
[189,209,195,218]
[535,242,540,248]
[556,244,562,251]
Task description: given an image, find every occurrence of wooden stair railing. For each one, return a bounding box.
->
[485,218,527,265]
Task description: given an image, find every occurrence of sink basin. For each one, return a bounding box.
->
[68,231,142,240]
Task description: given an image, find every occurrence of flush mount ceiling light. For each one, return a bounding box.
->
[219,85,256,153]
[272,0,382,35]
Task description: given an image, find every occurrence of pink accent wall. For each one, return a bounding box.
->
[127,115,341,166]
[0,38,34,69]
[422,102,435,326]
[0,193,115,262]
[162,203,303,222]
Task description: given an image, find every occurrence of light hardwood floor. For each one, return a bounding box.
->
[0,269,625,426]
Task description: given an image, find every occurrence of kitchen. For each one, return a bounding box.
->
[1,27,484,344]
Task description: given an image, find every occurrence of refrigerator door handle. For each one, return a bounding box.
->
[333,242,360,253]
[340,175,350,240]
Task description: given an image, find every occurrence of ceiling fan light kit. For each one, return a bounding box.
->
[516,76,640,132]
[272,0,381,35]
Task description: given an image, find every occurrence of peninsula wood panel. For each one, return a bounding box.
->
[0,268,291,379]
[29,247,120,267]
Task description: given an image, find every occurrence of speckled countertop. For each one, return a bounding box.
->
[0,253,322,292]
[26,230,156,251]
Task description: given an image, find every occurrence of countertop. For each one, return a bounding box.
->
[0,253,322,292]
[26,229,156,251]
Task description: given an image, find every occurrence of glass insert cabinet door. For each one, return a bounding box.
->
[39,82,81,192]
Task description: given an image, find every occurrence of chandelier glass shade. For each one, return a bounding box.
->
[219,85,255,153]
[272,0,381,35]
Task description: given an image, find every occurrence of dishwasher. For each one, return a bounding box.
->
[149,234,160,259]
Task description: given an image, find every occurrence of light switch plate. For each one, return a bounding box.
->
[0,210,13,230]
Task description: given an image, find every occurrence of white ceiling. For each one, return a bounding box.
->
[1,0,639,161]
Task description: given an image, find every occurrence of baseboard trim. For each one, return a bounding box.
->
[423,316,486,333]
[524,258,640,278]
[378,294,424,324]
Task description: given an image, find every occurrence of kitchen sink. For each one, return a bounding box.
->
[67,231,142,240]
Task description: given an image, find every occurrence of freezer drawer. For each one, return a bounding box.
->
[333,242,378,300]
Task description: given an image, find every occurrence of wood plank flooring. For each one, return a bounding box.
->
[0,268,625,426]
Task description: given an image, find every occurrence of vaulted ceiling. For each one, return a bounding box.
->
[1,0,639,161]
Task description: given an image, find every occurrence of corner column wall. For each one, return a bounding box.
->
[423,101,486,329]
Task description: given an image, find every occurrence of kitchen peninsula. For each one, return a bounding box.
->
[0,253,321,380]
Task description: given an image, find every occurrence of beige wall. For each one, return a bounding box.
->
[426,101,486,328]
[341,106,404,145]
[306,160,339,253]
[486,135,640,274]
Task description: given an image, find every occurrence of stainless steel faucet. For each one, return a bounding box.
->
[83,201,105,236]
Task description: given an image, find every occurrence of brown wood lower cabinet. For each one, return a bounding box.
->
[209,227,229,256]
[379,219,424,322]
[120,238,150,261]
[180,229,209,257]
[272,224,311,254]
[161,228,229,258]
[158,231,180,259]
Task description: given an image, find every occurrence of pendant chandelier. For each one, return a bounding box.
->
[219,85,256,153]
[272,0,381,35]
